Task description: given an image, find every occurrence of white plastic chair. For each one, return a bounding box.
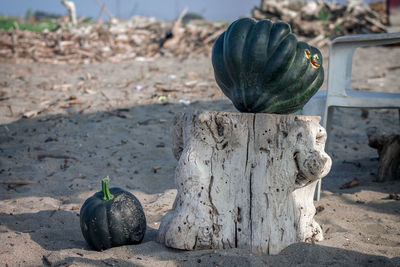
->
[302,32,400,200]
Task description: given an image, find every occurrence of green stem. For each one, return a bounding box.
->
[102,176,114,201]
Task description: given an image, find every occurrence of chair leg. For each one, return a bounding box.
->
[324,107,334,153]
[316,180,322,201]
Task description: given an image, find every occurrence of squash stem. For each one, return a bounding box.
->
[102,176,114,201]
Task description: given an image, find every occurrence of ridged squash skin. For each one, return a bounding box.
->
[212,18,324,114]
[80,179,146,251]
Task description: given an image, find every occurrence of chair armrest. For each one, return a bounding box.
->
[331,32,400,47]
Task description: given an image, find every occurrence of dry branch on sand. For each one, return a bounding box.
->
[368,127,400,182]
[252,0,388,47]
[0,16,226,64]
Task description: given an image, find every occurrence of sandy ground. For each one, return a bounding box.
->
[0,46,400,266]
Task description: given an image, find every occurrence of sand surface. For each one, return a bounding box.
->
[0,46,400,266]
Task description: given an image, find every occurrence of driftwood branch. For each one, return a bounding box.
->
[163,7,188,49]
[61,0,77,26]
[368,127,400,182]
[252,0,388,46]
[93,0,114,21]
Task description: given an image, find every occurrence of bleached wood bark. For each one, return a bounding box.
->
[61,0,77,26]
[158,111,331,255]
[368,128,400,182]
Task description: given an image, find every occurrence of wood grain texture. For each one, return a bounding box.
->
[368,128,400,182]
[158,111,331,254]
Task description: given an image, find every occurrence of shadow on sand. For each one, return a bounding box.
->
[1,100,399,266]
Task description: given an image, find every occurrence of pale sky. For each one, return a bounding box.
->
[0,0,262,22]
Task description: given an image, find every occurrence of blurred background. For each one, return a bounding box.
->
[0,0,397,21]
[0,0,398,64]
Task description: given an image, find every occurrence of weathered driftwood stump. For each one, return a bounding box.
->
[158,111,332,254]
[368,128,400,182]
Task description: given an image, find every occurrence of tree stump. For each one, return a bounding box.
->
[157,111,332,255]
[368,128,400,182]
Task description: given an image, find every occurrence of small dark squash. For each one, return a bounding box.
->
[212,18,324,114]
[80,177,146,251]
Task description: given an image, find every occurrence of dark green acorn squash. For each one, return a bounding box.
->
[212,18,324,114]
[80,177,146,251]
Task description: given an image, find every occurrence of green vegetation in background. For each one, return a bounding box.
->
[0,13,59,32]
[32,11,62,21]
[214,20,231,27]
[317,5,331,22]
[182,12,204,25]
